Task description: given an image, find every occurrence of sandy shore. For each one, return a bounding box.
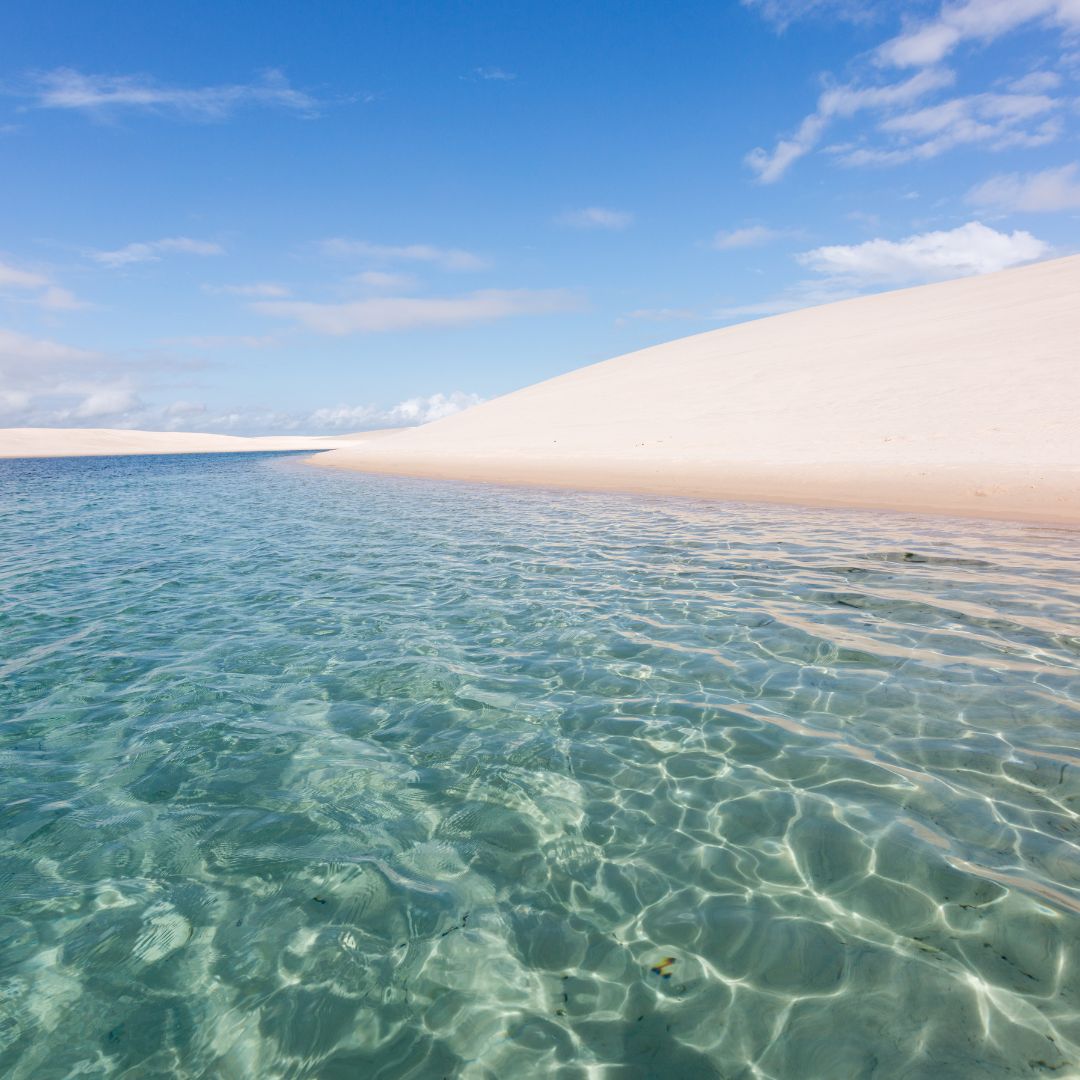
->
[313,256,1080,525]
[0,428,399,459]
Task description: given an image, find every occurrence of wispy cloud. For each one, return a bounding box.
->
[23,68,323,120]
[1008,70,1063,93]
[350,270,418,291]
[556,207,635,230]
[0,258,88,310]
[712,225,788,249]
[742,0,883,31]
[468,67,517,81]
[746,67,954,182]
[92,237,225,268]
[796,221,1048,285]
[875,0,1080,69]
[203,281,290,298]
[253,288,580,335]
[840,89,1062,166]
[746,0,1080,182]
[967,162,1080,211]
[318,239,490,271]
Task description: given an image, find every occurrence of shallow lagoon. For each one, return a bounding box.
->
[2,451,1079,1078]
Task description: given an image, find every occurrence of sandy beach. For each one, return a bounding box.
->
[312,256,1080,525]
[0,428,397,459]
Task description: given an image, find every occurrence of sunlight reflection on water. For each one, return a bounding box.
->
[1,452,1079,1078]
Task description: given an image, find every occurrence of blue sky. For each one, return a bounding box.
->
[2,0,1079,433]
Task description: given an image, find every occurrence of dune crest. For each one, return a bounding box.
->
[314,256,1080,524]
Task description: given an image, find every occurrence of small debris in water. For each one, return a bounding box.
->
[312,896,327,905]
[650,957,676,979]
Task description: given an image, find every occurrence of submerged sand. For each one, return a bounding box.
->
[0,428,398,459]
[314,256,1080,524]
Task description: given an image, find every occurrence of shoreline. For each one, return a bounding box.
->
[310,455,1080,527]
[309,257,1080,529]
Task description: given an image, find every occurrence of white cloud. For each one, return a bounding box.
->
[142,391,482,434]
[0,263,47,290]
[318,239,489,271]
[747,0,1080,180]
[967,162,1080,211]
[253,288,580,335]
[0,328,132,423]
[470,67,516,81]
[309,391,483,430]
[0,322,482,434]
[840,89,1062,165]
[876,0,1080,69]
[0,327,96,367]
[1008,70,1063,92]
[715,221,1048,321]
[351,270,418,290]
[712,225,786,249]
[27,68,321,120]
[39,286,86,310]
[556,207,635,230]
[746,67,955,182]
[0,326,477,436]
[93,237,225,268]
[0,259,89,310]
[0,324,486,434]
[742,0,883,30]
[204,281,290,297]
[70,386,140,418]
[797,221,1048,284]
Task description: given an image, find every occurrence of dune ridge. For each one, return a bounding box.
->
[313,256,1080,524]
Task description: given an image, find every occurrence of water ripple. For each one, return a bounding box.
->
[1,452,1078,1078]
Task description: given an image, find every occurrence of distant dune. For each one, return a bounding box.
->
[313,256,1080,524]
[0,428,397,459]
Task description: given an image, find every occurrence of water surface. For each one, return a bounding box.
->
[2,452,1079,1079]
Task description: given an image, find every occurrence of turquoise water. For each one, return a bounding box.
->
[2,452,1079,1080]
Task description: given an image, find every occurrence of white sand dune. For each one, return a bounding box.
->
[0,427,397,459]
[314,256,1080,524]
